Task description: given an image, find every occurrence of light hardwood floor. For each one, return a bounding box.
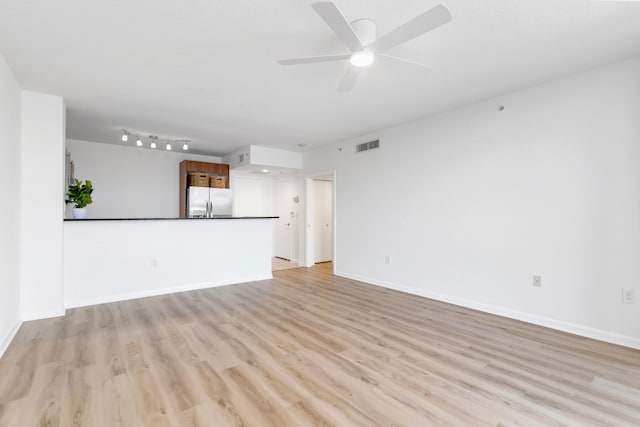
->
[272,257,301,272]
[0,263,639,426]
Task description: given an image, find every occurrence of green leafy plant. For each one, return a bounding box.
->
[66,179,94,208]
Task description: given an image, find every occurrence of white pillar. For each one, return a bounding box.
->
[20,91,65,320]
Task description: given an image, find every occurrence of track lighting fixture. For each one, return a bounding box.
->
[119,130,189,151]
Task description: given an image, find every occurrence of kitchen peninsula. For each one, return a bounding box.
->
[63,216,276,308]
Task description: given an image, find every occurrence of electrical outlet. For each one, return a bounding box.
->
[622,288,636,304]
[533,275,542,287]
[385,255,391,265]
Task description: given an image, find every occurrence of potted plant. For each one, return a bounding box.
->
[66,179,94,219]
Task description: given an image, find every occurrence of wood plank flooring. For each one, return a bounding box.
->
[1,263,639,426]
[272,257,301,272]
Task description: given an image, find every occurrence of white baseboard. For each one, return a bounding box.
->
[65,274,273,309]
[0,320,22,359]
[21,308,66,322]
[335,270,640,350]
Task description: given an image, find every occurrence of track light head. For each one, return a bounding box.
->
[118,131,189,152]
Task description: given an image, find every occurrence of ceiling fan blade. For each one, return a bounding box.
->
[312,1,364,52]
[337,66,360,92]
[369,4,452,53]
[278,54,351,65]
[378,54,432,71]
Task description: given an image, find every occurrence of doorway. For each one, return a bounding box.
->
[305,171,335,270]
[272,180,292,261]
[312,178,333,263]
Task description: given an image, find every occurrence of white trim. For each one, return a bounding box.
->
[304,177,312,268]
[335,270,640,350]
[65,274,273,309]
[21,308,66,322]
[0,320,22,359]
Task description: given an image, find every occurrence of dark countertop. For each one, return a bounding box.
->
[64,216,278,221]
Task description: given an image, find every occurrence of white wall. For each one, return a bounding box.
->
[0,53,22,356]
[222,145,303,170]
[20,92,66,320]
[303,56,640,348]
[250,145,303,169]
[66,139,222,218]
[223,146,250,169]
[64,219,273,308]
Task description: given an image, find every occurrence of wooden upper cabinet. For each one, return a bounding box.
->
[179,160,230,218]
[182,160,229,175]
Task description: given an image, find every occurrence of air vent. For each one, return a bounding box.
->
[356,139,380,153]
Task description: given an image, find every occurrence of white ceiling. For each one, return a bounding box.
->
[1,0,640,156]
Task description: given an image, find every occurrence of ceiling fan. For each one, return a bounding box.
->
[278,1,452,92]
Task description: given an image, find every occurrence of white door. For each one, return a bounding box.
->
[273,180,292,260]
[313,179,333,263]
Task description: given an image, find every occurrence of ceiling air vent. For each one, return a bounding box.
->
[356,139,380,153]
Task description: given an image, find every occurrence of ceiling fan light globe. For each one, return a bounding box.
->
[350,51,374,67]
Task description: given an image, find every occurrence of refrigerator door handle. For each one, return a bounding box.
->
[207,201,211,218]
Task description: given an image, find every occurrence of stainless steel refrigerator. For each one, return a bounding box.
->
[187,187,233,217]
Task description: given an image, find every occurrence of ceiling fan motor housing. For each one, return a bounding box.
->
[350,18,376,47]
[277,2,452,90]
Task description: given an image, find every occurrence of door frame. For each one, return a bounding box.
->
[304,170,336,273]
[272,178,293,261]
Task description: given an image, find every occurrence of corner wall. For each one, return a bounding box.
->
[304,56,640,348]
[20,91,66,320]
[0,53,22,356]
